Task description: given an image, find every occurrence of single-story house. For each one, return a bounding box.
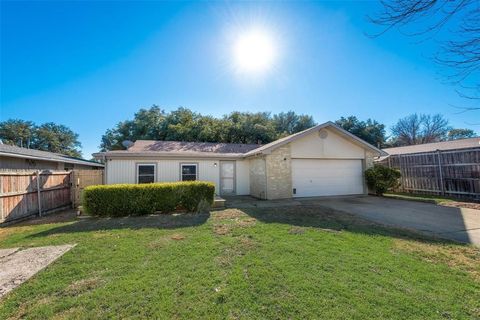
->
[93,121,385,199]
[0,144,104,170]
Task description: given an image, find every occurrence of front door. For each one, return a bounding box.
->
[220,161,235,195]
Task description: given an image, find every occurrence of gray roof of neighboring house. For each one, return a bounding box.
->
[381,137,480,159]
[0,144,104,167]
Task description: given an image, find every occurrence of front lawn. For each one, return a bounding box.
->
[0,207,479,319]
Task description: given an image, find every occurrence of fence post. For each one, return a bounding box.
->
[398,155,405,192]
[36,170,42,217]
[436,150,445,196]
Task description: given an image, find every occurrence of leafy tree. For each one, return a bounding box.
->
[335,116,387,147]
[0,119,82,157]
[447,128,477,140]
[0,119,36,148]
[390,113,451,146]
[34,123,82,157]
[273,111,316,137]
[100,106,317,150]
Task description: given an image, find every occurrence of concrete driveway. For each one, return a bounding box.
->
[304,196,480,246]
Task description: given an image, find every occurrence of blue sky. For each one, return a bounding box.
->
[1,1,478,158]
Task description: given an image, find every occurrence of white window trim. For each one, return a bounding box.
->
[180,163,198,181]
[136,163,157,184]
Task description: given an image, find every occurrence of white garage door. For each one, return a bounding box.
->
[292,159,364,197]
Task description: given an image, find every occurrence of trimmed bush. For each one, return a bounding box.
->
[83,181,215,217]
[365,164,401,196]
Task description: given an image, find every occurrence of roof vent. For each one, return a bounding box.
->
[122,140,134,149]
[318,130,328,139]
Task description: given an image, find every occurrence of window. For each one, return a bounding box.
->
[137,164,156,184]
[181,164,197,181]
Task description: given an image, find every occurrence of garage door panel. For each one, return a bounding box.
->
[292,159,363,197]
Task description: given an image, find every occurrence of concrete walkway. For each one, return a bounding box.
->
[302,196,480,246]
[0,244,75,298]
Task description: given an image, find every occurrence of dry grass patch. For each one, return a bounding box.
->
[170,233,185,241]
[64,277,105,296]
[213,224,231,236]
[393,239,480,281]
[212,209,246,220]
[216,235,256,268]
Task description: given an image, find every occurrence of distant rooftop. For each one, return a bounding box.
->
[0,144,104,167]
[381,137,480,158]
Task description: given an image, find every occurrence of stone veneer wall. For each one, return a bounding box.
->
[265,145,292,199]
[249,157,267,199]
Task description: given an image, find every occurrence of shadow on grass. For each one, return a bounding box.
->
[26,212,210,238]
[240,205,461,246]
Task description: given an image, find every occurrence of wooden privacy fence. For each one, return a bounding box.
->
[71,170,103,208]
[379,147,480,200]
[0,169,103,223]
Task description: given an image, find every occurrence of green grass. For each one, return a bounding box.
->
[0,207,479,319]
[384,192,476,205]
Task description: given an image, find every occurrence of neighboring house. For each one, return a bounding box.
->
[376,137,480,199]
[0,144,104,170]
[93,121,385,199]
[378,137,480,162]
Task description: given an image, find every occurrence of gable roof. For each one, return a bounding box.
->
[243,121,386,157]
[93,141,261,158]
[0,144,104,167]
[381,137,480,158]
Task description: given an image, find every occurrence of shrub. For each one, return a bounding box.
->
[365,164,401,196]
[83,181,215,217]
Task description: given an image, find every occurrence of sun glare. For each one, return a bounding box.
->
[233,29,276,74]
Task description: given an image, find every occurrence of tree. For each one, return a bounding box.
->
[369,0,480,102]
[0,119,82,157]
[100,106,317,150]
[273,111,316,137]
[447,128,477,140]
[0,119,36,147]
[34,123,82,157]
[390,113,451,146]
[335,116,387,147]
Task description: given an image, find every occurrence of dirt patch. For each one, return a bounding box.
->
[0,244,76,298]
[393,239,480,281]
[441,201,480,210]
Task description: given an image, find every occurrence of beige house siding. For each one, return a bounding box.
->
[265,145,292,199]
[249,157,267,199]
[290,128,365,159]
[105,158,250,195]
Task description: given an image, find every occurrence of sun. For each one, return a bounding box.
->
[233,28,276,74]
